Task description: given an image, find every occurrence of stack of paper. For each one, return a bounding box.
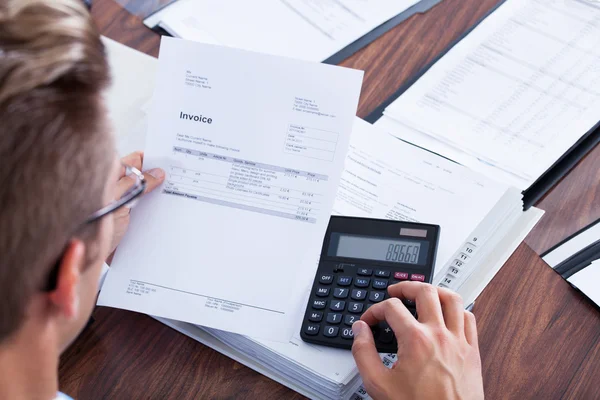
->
[375,0,600,190]
[101,37,543,400]
[155,120,542,400]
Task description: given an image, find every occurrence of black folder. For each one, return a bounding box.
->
[542,219,600,312]
[543,219,600,279]
[365,0,600,210]
[143,0,442,65]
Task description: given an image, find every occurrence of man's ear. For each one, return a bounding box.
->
[48,239,86,319]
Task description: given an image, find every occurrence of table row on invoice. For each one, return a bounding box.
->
[164,146,330,223]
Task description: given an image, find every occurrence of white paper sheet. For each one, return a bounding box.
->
[382,0,600,188]
[568,260,600,306]
[333,119,509,275]
[147,0,420,61]
[98,37,363,341]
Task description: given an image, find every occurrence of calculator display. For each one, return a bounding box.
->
[329,233,426,265]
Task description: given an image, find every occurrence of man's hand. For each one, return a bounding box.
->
[108,151,165,255]
[351,282,484,400]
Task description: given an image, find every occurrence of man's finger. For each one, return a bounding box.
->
[387,281,444,326]
[351,321,388,385]
[438,287,465,335]
[118,151,144,177]
[360,298,417,337]
[142,168,165,194]
[464,311,478,346]
[114,168,165,201]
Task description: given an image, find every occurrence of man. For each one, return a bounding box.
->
[0,0,484,399]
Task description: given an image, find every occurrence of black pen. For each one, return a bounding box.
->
[465,302,475,312]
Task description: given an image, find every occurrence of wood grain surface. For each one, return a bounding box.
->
[59,0,600,398]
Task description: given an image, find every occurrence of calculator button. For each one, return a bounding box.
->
[357,268,372,276]
[308,311,323,322]
[334,288,349,299]
[323,326,339,338]
[344,314,359,326]
[326,313,342,324]
[394,272,409,280]
[377,322,394,344]
[369,291,385,303]
[355,278,370,288]
[348,302,364,313]
[319,274,333,285]
[411,274,426,282]
[351,289,367,300]
[341,327,354,339]
[403,299,415,307]
[312,299,327,309]
[373,279,388,289]
[337,276,352,286]
[375,270,390,278]
[365,303,375,311]
[316,287,330,297]
[330,300,346,311]
[304,324,320,336]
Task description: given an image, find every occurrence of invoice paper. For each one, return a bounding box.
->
[148,0,420,62]
[383,0,600,188]
[98,37,363,341]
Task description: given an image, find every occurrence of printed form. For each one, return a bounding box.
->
[382,0,600,188]
[98,37,363,341]
[149,0,420,61]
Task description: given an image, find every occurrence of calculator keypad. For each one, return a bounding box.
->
[302,262,430,352]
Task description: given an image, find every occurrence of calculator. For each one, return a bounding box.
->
[300,216,440,352]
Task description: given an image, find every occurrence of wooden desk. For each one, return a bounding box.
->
[60,1,600,398]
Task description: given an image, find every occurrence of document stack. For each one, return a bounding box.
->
[370,0,600,208]
[155,118,542,400]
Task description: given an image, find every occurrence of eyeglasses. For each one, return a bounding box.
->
[44,164,147,291]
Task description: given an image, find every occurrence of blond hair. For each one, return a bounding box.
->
[0,0,113,340]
